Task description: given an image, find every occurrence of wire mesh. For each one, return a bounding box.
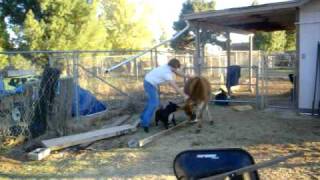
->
[0,49,267,139]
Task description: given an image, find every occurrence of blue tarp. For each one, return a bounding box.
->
[0,77,5,95]
[0,79,25,95]
[72,86,107,117]
[226,65,241,88]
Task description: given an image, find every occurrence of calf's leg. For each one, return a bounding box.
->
[205,103,213,125]
[195,101,206,132]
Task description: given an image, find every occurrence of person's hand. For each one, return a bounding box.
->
[185,74,192,79]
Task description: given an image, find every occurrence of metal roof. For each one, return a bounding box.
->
[183,0,312,32]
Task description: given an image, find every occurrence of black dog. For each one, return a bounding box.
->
[215,88,229,106]
[155,102,179,129]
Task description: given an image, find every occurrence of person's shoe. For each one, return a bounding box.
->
[143,127,149,133]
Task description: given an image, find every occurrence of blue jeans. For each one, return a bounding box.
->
[140,80,159,128]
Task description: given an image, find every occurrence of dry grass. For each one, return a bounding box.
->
[0,106,319,179]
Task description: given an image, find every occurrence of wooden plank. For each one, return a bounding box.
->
[42,124,135,151]
[129,121,189,148]
[131,117,140,128]
[79,115,132,149]
[102,115,131,128]
[201,152,303,180]
[27,148,51,161]
[79,110,108,121]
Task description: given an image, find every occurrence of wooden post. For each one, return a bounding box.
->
[47,78,74,136]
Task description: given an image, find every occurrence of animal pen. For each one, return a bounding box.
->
[1,0,309,140]
[0,48,296,139]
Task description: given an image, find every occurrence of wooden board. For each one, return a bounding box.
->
[79,115,132,149]
[102,115,131,128]
[201,152,303,180]
[131,117,140,128]
[79,110,108,121]
[42,124,135,151]
[231,105,253,112]
[129,121,189,148]
[27,148,51,161]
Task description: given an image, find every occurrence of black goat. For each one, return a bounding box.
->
[155,102,179,129]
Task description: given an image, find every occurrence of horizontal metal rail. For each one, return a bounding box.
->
[209,83,257,86]
[184,66,258,69]
[0,50,152,55]
[210,99,256,103]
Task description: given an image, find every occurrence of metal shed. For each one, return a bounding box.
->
[183,0,320,113]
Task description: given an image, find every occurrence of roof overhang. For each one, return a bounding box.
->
[183,0,312,33]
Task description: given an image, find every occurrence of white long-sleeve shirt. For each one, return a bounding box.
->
[145,65,174,87]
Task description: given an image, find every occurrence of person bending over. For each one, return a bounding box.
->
[140,58,189,133]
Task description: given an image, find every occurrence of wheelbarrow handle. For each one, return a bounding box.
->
[201,152,304,180]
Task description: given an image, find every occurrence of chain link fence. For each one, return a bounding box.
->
[0,49,266,140]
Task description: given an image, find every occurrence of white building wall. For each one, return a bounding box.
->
[299,0,320,111]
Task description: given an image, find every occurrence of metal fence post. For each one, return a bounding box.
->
[150,50,154,68]
[255,66,260,109]
[135,58,139,81]
[8,54,13,68]
[73,51,80,121]
[155,48,158,67]
[48,53,53,67]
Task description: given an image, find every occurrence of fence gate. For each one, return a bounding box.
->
[262,53,296,109]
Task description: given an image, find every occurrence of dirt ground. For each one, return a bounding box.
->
[1,105,320,180]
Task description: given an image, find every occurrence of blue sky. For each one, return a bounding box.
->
[135,0,291,42]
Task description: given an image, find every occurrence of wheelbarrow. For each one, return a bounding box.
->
[173,148,302,180]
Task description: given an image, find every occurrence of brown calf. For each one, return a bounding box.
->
[183,76,212,131]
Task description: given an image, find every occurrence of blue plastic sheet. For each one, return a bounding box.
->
[0,77,5,95]
[226,65,241,88]
[72,86,107,117]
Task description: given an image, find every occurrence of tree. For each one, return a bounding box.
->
[253,30,296,52]
[170,0,224,51]
[251,0,296,52]
[0,0,42,26]
[22,0,108,51]
[0,18,8,68]
[101,0,153,50]
[285,30,296,51]
[1,0,109,52]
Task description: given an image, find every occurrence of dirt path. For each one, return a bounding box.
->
[1,106,320,179]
